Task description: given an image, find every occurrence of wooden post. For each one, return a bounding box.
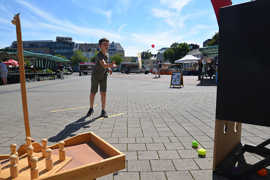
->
[11,13,31,138]
[213,119,242,170]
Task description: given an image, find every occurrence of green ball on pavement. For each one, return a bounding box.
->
[192,141,199,148]
[198,148,206,158]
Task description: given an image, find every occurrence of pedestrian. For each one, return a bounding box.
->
[86,38,116,118]
[0,60,8,85]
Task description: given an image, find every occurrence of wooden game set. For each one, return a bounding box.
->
[0,14,125,180]
[0,132,125,180]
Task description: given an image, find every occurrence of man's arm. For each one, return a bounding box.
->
[99,59,116,69]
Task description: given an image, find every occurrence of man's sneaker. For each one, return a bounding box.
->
[101,110,108,118]
[86,108,94,117]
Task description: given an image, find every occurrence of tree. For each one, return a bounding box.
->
[174,42,190,60]
[205,32,219,46]
[90,51,99,63]
[141,51,152,59]
[189,43,200,50]
[111,54,123,65]
[164,48,175,63]
[170,42,190,61]
[55,54,67,59]
[70,50,88,66]
[163,42,190,63]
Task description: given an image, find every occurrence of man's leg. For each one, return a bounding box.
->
[2,76,7,85]
[87,76,98,116]
[100,77,108,117]
[90,92,96,108]
[100,92,106,110]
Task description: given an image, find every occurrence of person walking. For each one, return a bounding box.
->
[86,38,116,118]
[0,61,8,85]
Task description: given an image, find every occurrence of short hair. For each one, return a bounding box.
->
[98,38,109,46]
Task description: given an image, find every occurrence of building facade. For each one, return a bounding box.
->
[108,41,125,57]
[11,36,75,59]
[74,41,125,60]
[73,43,99,61]
[11,37,125,60]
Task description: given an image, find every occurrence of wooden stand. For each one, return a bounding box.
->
[0,132,125,180]
[213,119,242,170]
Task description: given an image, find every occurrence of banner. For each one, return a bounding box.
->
[211,0,232,22]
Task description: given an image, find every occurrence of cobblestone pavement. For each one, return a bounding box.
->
[0,73,269,180]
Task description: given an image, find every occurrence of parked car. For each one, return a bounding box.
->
[79,62,95,76]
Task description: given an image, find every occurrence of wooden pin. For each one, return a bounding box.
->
[10,154,19,178]
[10,144,19,164]
[59,141,66,161]
[41,139,48,158]
[45,148,53,171]
[31,156,39,179]
[27,145,34,167]
[26,137,32,146]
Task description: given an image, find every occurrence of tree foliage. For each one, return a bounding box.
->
[163,48,175,63]
[55,54,67,59]
[189,43,200,50]
[111,54,123,65]
[205,32,219,46]
[164,42,190,63]
[70,50,88,66]
[90,51,99,63]
[141,51,152,59]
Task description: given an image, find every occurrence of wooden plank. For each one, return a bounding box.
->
[213,119,242,170]
[49,132,91,150]
[40,155,125,180]
[90,132,122,157]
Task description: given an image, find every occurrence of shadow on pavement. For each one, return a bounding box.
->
[48,115,102,142]
[197,78,217,86]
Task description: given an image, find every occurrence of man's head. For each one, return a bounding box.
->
[99,38,109,53]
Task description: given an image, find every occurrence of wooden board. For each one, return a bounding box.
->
[53,143,108,172]
[0,152,72,180]
[213,119,242,170]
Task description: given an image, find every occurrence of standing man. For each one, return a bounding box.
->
[0,60,8,85]
[87,38,116,118]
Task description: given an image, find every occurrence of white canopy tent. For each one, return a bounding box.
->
[175,55,200,64]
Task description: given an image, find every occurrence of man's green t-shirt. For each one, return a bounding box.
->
[92,51,108,80]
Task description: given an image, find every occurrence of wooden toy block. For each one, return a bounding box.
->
[26,137,33,146]
[59,141,66,161]
[31,156,39,179]
[46,148,53,171]
[42,139,48,158]
[10,144,19,164]
[27,145,34,167]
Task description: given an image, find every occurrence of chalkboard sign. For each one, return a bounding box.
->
[170,72,182,88]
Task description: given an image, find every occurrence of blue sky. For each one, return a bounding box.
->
[1,0,246,56]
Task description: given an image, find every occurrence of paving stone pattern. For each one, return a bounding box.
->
[1,73,270,180]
